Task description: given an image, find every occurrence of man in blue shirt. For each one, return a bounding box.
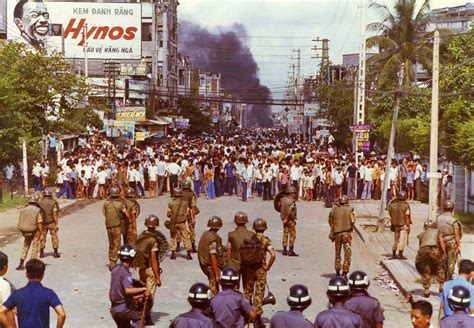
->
[224,158,236,196]
[0,259,66,328]
[438,259,474,321]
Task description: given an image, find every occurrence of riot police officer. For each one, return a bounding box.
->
[345,271,384,327]
[314,277,363,327]
[181,180,199,253]
[170,283,214,328]
[440,286,474,327]
[198,216,224,295]
[387,191,412,260]
[270,284,313,328]
[437,201,462,280]
[124,187,141,244]
[167,188,193,260]
[38,189,60,259]
[211,266,256,327]
[415,220,446,298]
[280,186,298,256]
[328,196,355,277]
[103,187,129,271]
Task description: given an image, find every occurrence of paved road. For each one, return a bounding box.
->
[2,195,411,327]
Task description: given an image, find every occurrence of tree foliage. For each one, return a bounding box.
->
[178,97,212,135]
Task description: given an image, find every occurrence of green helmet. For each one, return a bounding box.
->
[182,180,192,190]
[207,216,223,229]
[253,218,268,232]
[398,191,407,200]
[42,189,52,197]
[172,188,183,198]
[145,215,159,228]
[234,211,248,225]
[126,187,135,198]
[444,201,454,211]
[286,186,297,194]
[338,196,349,205]
[424,220,437,230]
[28,195,39,204]
[109,187,120,198]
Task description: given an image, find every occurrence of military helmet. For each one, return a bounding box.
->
[447,285,470,311]
[188,283,212,309]
[172,188,183,198]
[348,271,370,291]
[164,220,171,230]
[286,186,297,194]
[338,196,349,205]
[220,266,240,288]
[145,215,159,228]
[109,187,120,198]
[253,218,268,232]
[423,220,437,230]
[42,189,52,197]
[326,276,351,302]
[444,200,454,211]
[118,244,136,261]
[182,180,192,190]
[207,216,223,229]
[126,187,135,198]
[398,191,407,200]
[27,195,39,204]
[287,284,312,310]
[234,211,249,225]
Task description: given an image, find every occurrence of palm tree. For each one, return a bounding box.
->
[366,0,433,88]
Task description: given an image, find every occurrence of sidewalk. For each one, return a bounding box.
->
[352,200,474,325]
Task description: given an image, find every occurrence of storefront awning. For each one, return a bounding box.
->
[152,116,173,125]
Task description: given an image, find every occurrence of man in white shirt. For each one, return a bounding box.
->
[270,159,279,197]
[156,157,167,196]
[290,160,302,200]
[166,159,182,195]
[362,162,373,200]
[246,160,254,198]
[414,159,423,201]
[148,162,158,197]
[0,252,11,306]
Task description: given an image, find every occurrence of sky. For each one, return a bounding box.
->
[179,0,468,101]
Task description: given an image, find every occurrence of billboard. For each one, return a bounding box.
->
[304,103,320,116]
[116,106,146,121]
[7,1,141,59]
[350,124,371,152]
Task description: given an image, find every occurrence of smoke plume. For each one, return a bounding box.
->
[178,21,273,127]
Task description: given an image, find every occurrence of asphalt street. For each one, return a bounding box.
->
[2,195,411,327]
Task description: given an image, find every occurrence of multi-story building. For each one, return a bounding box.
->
[430,2,474,32]
[198,72,221,122]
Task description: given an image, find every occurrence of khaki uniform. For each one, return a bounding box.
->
[329,204,354,273]
[103,198,125,267]
[387,199,411,252]
[178,189,198,245]
[18,205,43,260]
[168,197,192,251]
[136,231,160,295]
[38,197,59,250]
[124,198,140,244]
[415,229,445,292]
[198,230,224,295]
[227,226,255,272]
[438,213,462,278]
[280,196,297,247]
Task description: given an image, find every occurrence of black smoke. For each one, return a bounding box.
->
[178,21,273,127]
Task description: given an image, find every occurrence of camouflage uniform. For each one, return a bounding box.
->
[103,198,126,267]
[124,198,141,245]
[334,232,352,273]
[280,195,297,247]
[252,232,273,316]
[168,197,192,252]
[178,188,198,246]
[438,213,462,278]
[329,204,354,273]
[21,232,41,260]
[416,228,445,293]
[41,223,59,250]
[169,223,192,251]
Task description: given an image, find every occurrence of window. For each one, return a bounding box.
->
[142,23,152,41]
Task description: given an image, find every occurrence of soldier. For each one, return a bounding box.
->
[440,286,474,327]
[314,276,363,327]
[211,266,256,327]
[415,220,446,298]
[328,196,355,278]
[345,271,384,328]
[280,186,298,256]
[198,216,225,295]
[15,195,44,271]
[124,187,141,245]
[134,214,167,325]
[181,180,199,253]
[387,191,412,260]
[437,201,462,280]
[167,188,193,260]
[170,283,214,328]
[103,187,129,271]
[249,218,276,327]
[270,284,313,328]
[38,189,60,259]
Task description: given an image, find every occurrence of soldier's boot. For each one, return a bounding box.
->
[16,260,25,271]
[186,251,193,260]
[53,248,60,258]
[176,242,181,252]
[282,247,288,256]
[423,289,430,298]
[192,243,197,253]
[255,315,265,327]
[39,249,45,258]
[288,247,299,257]
[144,313,153,325]
[336,269,341,276]
[170,251,177,260]
[391,251,397,260]
[398,251,407,260]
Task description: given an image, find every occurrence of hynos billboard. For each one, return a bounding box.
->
[7,1,142,59]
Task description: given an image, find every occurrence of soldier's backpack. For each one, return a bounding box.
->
[273,191,285,213]
[133,230,169,269]
[17,206,41,233]
[239,234,264,268]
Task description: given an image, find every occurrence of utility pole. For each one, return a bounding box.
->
[293,49,303,142]
[428,31,440,223]
[355,0,367,165]
[312,38,330,145]
[82,24,88,77]
[378,63,404,230]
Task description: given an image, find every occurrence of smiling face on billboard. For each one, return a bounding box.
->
[14,0,51,47]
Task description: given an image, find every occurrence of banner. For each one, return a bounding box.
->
[350,124,371,152]
[304,103,320,116]
[175,117,190,130]
[103,120,135,141]
[116,106,146,121]
[7,1,141,59]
